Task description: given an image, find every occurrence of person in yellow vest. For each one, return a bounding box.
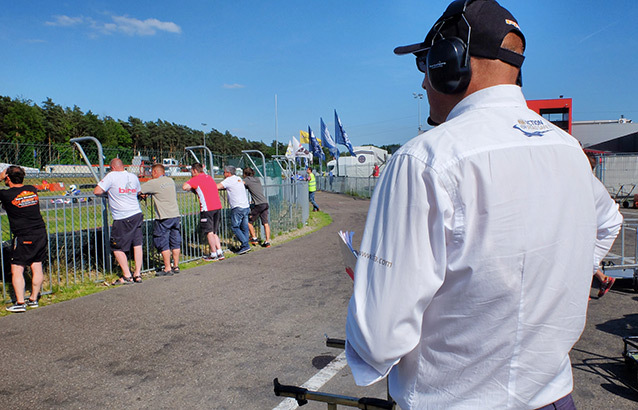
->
[306,167,320,212]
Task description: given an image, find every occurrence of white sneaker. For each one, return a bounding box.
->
[6,303,27,313]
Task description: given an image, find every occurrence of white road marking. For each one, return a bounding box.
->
[273,351,348,410]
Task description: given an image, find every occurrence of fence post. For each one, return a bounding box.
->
[70,136,111,273]
[185,145,215,176]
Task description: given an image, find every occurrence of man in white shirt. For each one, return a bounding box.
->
[94,158,144,284]
[345,1,623,409]
[217,165,251,254]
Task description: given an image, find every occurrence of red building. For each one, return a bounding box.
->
[527,97,572,134]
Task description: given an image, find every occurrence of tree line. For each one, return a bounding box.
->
[0,95,286,158]
[0,95,401,170]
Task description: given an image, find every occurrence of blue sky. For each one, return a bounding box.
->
[1,1,637,149]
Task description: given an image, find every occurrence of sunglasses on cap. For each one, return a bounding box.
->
[415,53,429,74]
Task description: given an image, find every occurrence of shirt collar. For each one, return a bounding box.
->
[447,85,527,122]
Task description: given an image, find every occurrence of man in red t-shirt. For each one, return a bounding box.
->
[182,163,224,261]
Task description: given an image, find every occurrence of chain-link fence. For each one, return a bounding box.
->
[0,141,309,303]
[0,141,287,194]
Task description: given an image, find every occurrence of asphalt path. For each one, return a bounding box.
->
[1,192,637,409]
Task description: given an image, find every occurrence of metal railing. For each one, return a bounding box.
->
[602,219,638,291]
[316,175,380,199]
[1,181,309,302]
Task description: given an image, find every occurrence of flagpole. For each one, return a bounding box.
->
[275,94,279,156]
[334,117,340,177]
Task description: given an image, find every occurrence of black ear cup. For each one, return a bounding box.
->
[426,37,471,94]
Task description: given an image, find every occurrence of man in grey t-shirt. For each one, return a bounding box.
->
[242,167,271,247]
[140,164,181,275]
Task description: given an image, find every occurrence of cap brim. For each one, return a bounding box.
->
[394,42,431,55]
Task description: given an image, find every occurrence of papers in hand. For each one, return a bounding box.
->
[338,231,358,281]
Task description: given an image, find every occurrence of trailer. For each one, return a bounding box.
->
[610,184,637,208]
[326,146,389,177]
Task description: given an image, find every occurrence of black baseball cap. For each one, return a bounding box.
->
[394,0,525,68]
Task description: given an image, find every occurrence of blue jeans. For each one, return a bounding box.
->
[230,207,250,249]
[309,191,320,211]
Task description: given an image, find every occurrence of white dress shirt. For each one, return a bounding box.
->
[346,85,622,409]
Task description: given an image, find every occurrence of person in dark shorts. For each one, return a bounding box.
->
[182,163,224,261]
[0,165,47,313]
[141,164,182,275]
[242,167,271,247]
[94,158,144,284]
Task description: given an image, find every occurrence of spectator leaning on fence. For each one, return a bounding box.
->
[0,166,48,313]
[242,167,271,248]
[217,165,251,255]
[140,164,182,276]
[345,1,623,409]
[94,158,144,285]
[182,163,225,262]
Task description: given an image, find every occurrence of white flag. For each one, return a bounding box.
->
[285,140,294,160]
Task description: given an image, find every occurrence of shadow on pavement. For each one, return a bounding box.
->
[572,348,638,402]
[595,313,638,337]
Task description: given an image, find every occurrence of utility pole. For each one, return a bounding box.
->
[275,94,279,156]
[201,123,208,172]
[201,123,207,147]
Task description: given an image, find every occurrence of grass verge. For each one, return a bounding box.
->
[1,211,333,318]
[176,210,332,272]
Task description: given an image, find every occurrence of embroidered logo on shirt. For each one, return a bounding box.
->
[513,119,553,137]
[11,191,39,208]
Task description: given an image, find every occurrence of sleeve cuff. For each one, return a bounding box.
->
[345,340,392,386]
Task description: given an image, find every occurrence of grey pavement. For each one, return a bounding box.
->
[571,207,638,409]
[1,192,637,409]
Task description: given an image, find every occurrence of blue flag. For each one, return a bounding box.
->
[309,126,325,161]
[321,117,339,159]
[334,110,356,156]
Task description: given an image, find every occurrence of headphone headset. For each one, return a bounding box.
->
[423,0,473,95]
